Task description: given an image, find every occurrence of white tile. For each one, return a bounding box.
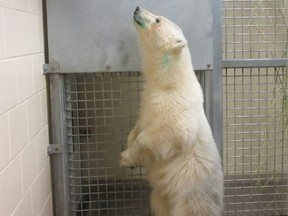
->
[0,114,10,171]
[0,186,2,216]
[40,195,52,216]
[23,13,38,54]
[9,103,29,157]
[39,0,43,15]
[40,90,48,127]
[12,190,33,216]
[3,9,24,57]
[43,159,51,199]
[35,126,49,173]
[0,156,23,216]
[31,171,46,216]
[15,56,34,102]
[0,59,18,114]
[38,15,44,53]
[33,53,45,93]
[28,94,41,139]
[14,0,29,12]
[29,0,42,15]
[0,0,13,8]
[21,141,37,193]
[0,9,5,59]
[21,126,49,194]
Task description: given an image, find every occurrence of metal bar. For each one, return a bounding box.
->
[223,58,288,68]
[203,70,212,126]
[43,69,146,75]
[49,74,70,216]
[42,68,208,75]
[211,0,223,156]
[43,69,141,74]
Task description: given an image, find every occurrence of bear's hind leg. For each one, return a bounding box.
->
[150,189,170,216]
[169,193,221,216]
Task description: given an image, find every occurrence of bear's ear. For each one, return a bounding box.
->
[170,38,187,51]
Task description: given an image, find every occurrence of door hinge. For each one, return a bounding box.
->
[43,63,59,75]
[47,144,62,155]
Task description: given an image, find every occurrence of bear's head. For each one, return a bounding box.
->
[133,7,187,53]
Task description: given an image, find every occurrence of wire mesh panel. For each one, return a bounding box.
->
[65,72,151,216]
[222,0,288,215]
[223,67,288,215]
[222,0,288,59]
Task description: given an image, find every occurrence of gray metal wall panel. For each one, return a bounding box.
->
[46,0,213,72]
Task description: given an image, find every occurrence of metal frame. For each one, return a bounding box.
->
[223,58,288,69]
[48,74,70,216]
[211,0,223,155]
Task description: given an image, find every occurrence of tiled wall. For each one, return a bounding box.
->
[0,0,52,216]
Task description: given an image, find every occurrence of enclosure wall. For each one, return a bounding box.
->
[0,1,52,216]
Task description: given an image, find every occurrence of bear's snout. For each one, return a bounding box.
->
[134,6,140,15]
[133,7,145,28]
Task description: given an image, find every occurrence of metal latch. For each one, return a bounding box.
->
[47,144,62,155]
[43,63,59,75]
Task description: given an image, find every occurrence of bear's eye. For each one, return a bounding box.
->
[155,18,160,23]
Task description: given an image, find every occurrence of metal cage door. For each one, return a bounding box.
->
[44,1,222,215]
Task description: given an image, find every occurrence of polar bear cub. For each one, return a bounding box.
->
[120,7,223,216]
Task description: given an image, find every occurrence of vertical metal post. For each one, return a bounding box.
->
[203,70,212,125]
[49,74,70,216]
[210,0,223,157]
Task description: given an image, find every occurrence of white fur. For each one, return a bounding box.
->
[120,7,223,216]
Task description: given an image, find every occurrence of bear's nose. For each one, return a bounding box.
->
[134,6,140,14]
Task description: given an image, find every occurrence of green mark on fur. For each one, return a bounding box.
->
[162,54,170,66]
[140,22,146,29]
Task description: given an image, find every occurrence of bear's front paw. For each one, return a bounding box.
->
[120,150,135,167]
